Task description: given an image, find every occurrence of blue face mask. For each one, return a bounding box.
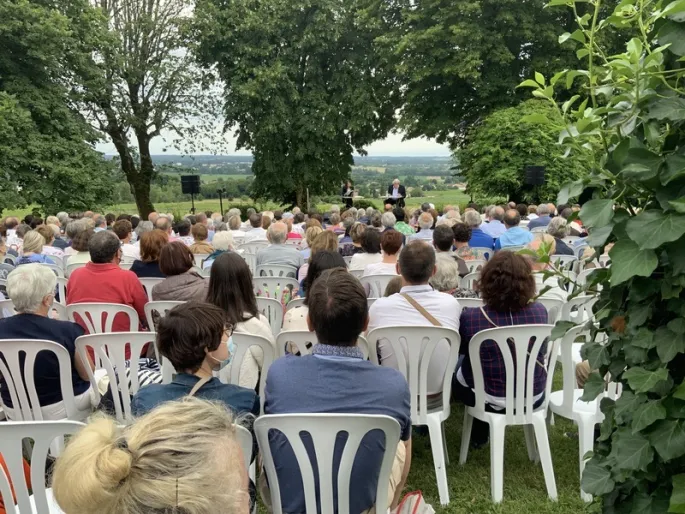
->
[210,337,236,371]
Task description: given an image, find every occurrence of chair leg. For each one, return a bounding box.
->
[426,415,450,505]
[531,416,558,501]
[577,416,595,503]
[547,410,555,426]
[441,421,450,466]
[523,425,538,462]
[459,411,473,465]
[489,419,506,503]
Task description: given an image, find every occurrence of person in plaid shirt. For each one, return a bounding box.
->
[454,251,549,448]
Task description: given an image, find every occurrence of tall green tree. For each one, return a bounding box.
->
[67,0,221,218]
[387,0,616,149]
[0,0,114,215]
[458,99,593,203]
[194,0,401,208]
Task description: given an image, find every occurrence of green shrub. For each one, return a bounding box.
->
[353,199,378,210]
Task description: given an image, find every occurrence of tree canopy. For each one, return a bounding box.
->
[457,99,592,203]
[194,0,401,208]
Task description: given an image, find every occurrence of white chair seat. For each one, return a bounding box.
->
[548,389,599,416]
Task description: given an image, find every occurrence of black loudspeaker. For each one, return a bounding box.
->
[181,175,201,195]
[524,166,546,186]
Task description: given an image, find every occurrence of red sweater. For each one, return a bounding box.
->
[67,263,149,358]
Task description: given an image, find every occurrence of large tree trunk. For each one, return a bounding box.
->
[109,130,155,218]
[135,134,156,218]
[295,186,306,211]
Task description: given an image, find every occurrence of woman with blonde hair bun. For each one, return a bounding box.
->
[52,397,250,514]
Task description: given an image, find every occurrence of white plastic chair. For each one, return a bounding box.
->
[39,264,64,278]
[67,303,139,334]
[460,271,480,290]
[536,297,564,324]
[119,261,133,271]
[0,340,80,422]
[253,277,300,301]
[240,252,257,275]
[256,297,283,338]
[138,277,165,302]
[275,331,370,360]
[0,299,67,321]
[458,298,484,309]
[464,259,486,273]
[561,295,597,324]
[366,326,460,505]
[193,254,211,268]
[0,263,15,281]
[458,325,558,503]
[239,241,269,255]
[143,302,184,382]
[564,236,580,245]
[55,277,68,305]
[470,247,493,260]
[256,264,297,278]
[48,255,65,270]
[359,274,397,298]
[255,413,401,514]
[530,227,547,234]
[219,332,275,415]
[65,262,87,277]
[547,325,617,501]
[551,255,578,273]
[0,420,84,513]
[573,243,588,259]
[343,255,353,266]
[285,297,306,312]
[75,332,156,424]
[3,254,16,266]
[499,245,524,252]
[349,269,364,278]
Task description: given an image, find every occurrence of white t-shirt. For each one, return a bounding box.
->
[348,252,382,271]
[363,262,398,277]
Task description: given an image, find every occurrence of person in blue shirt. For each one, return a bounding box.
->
[262,268,412,512]
[131,302,259,418]
[527,204,553,230]
[481,206,507,238]
[15,231,55,266]
[464,210,495,250]
[494,210,535,250]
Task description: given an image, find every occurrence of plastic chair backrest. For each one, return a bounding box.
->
[55,277,68,305]
[458,298,484,309]
[0,299,16,319]
[285,297,306,312]
[253,277,300,301]
[465,259,486,273]
[359,274,397,298]
[598,254,611,267]
[67,303,139,334]
[39,264,64,278]
[240,252,257,274]
[366,326,460,424]
[219,333,275,415]
[193,254,210,269]
[349,269,364,278]
[460,271,480,290]
[235,424,253,472]
[530,227,547,234]
[0,340,78,421]
[561,295,597,323]
[255,413,400,514]
[48,255,64,270]
[468,325,556,424]
[256,265,297,278]
[138,277,165,302]
[143,301,184,383]
[275,330,370,359]
[470,247,493,261]
[551,255,578,272]
[500,245,524,252]
[119,262,133,271]
[239,241,269,255]
[0,299,67,321]
[0,263,14,281]
[75,332,155,424]
[343,255,353,266]
[564,236,580,245]
[0,420,84,514]
[573,243,588,259]
[65,262,87,277]
[536,297,564,324]
[3,255,16,266]
[256,297,283,338]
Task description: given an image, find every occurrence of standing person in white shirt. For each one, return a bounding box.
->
[242,213,268,243]
[112,219,141,261]
[367,241,461,395]
[364,229,402,276]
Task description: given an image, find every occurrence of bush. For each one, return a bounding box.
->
[225,204,260,219]
[353,199,378,210]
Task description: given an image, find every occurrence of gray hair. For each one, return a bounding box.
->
[7,264,56,313]
[211,231,234,251]
[381,212,396,228]
[267,222,288,244]
[418,212,433,230]
[89,231,120,263]
[214,222,227,232]
[445,210,461,221]
[49,224,61,237]
[330,213,341,225]
[429,255,461,292]
[356,208,366,219]
[65,220,86,240]
[547,217,568,239]
[537,204,551,216]
[56,212,69,225]
[393,178,400,185]
[135,221,154,237]
[93,214,106,228]
[228,215,242,230]
[464,210,481,228]
[330,205,340,214]
[490,206,505,221]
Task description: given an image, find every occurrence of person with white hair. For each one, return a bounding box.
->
[482,206,507,238]
[0,264,95,419]
[386,178,406,208]
[330,204,341,215]
[56,211,70,228]
[407,212,434,243]
[527,203,552,229]
[547,217,574,255]
[255,221,304,271]
[381,211,396,231]
[16,231,56,265]
[463,210,495,249]
[202,231,235,270]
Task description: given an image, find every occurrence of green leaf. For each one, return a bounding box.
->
[608,239,658,286]
[669,199,685,213]
[649,420,685,461]
[581,461,615,496]
[647,97,685,121]
[580,199,614,229]
[558,32,571,44]
[621,148,664,181]
[557,180,584,204]
[624,367,669,393]
[662,154,685,185]
[518,79,541,89]
[586,223,614,247]
[581,372,606,402]
[668,238,685,275]
[673,382,685,401]
[584,342,611,369]
[535,71,546,86]
[658,21,685,56]
[615,390,646,422]
[551,320,576,341]
[669,474,685,514]
[654,326,685,363]
[521,113,550,124]
[632,328,656,349]
[611,428,654,470]
[627,210,685,250]
[632,400,667,432]
[669,319,685,334]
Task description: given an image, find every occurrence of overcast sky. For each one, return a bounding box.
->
[95,130,451,157]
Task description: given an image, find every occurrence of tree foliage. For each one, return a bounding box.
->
[194,0,401,208]
[458,99,592,203]
[523,0,685,510]
[0,0,114,215]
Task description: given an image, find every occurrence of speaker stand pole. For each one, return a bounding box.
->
[191,192,196,214]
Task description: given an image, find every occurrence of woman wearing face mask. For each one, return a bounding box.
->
[131,302,259,418]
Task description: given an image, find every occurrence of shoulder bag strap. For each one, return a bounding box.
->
[187,376,212,398]
[401,293,442,327]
